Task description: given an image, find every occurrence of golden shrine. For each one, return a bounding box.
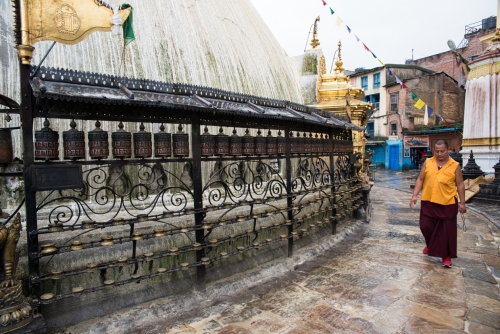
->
[313,41,372,155]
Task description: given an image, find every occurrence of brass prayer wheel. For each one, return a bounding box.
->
[88,120,109,159]
[254,129,266,155]
[63,120,85,160]
[200,125,215,157]
[0,129,13,164]
[266,129,277,155]
[172,124,189,157]
[35,118,59,161]
[297,131,305,154]
[112,121,131,159]
[215,126,229,156]
[133,122,152,158]
[229,127,242,156]
[323,134,331,153]
[277,130,286,155]
[242,128,255,156]
[304,133,311,155]
[313,133,320,154]
[154,123,171,158]
[290,132,298,154]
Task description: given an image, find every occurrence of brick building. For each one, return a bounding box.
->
[408,16,497,85]
[350,66,465,170]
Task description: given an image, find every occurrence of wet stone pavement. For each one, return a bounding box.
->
[63,170,500,334]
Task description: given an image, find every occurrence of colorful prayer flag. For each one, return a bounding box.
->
[335,16,343,27]
[322,0,327,6]
[436,114,452,126]
[330,7,334,14]
[363,43,370,52]
[354,34,360,42]
[414,99,425,110]
[394,75,408,88]
[427,106,434,117]
[424,105,429,125]
[371,51,377,58]
[377,58,385,66]
[411,92,417,100]
[387,69,393,76]
[346,25,351,33]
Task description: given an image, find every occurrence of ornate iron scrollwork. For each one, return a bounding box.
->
[36,162,194,228]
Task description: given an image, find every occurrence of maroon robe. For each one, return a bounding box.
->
[419,199,458,258]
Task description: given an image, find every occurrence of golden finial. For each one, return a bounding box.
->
[334,40,344,73]
[310,16,321,49]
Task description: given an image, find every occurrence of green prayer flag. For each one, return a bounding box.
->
[121,4,135,46]
[411,92,417,100]
[371,51,376,58]
[330,7,334,14]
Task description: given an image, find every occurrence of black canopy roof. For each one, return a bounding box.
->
[30,67,362,132]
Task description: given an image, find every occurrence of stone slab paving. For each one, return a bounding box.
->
[60,170,500,334]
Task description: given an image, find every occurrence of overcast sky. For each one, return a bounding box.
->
[248,0,497,72]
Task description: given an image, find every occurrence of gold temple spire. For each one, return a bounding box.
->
[334,40,344,73]
[310,16,321,49]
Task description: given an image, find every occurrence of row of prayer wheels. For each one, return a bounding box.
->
[200,127,338,157]
[34,120,351,161]
[35,119,189,161]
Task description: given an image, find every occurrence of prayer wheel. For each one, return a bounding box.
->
[314,134,323,154]
[254,129,266,155]
[0,129,13,164]
[63,119,85,160]
[35,118,59,161]
[277,130,286,155]
[88,120,109,159]
[297,131,305,154]
[112,121,131,159]
[172,124,189,157]
[229,128,242,156]
[322,134,331,154]
[290,132,298,154]
[242,128,254,156]
[154,123,171,158]
[200,125,215,157]
[133,122,152,158]
[215,127,229,156]
[266,129,277,155]
[304,133,312,155]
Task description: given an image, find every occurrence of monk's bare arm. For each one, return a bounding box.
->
[410,162,426,208]
[455,165,467,213]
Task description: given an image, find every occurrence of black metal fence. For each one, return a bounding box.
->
[21,67,362,316]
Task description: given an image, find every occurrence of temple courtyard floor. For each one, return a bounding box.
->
[61,170,500,334]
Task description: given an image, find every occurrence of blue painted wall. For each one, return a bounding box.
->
[365,145,385,167]
[385,140,403,170]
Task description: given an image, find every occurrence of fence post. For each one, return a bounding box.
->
[20,63,40,299]
[330,129,337,235]
[191,116,205,288]
[285,125,293,257]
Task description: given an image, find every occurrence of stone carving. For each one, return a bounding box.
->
[4,159,24,202]
[180,163,193,188]
[0,214,33,331]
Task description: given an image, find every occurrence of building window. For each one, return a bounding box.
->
[366,121,375,139]
[390,93,398,113]
[373,73,380,88]
[390,122,398,136]
[361,76,368,90]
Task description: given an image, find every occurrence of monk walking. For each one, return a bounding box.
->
[410,140,466,267]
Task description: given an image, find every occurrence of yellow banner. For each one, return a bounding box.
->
[26,0,131,45]
[414,99,425,110]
